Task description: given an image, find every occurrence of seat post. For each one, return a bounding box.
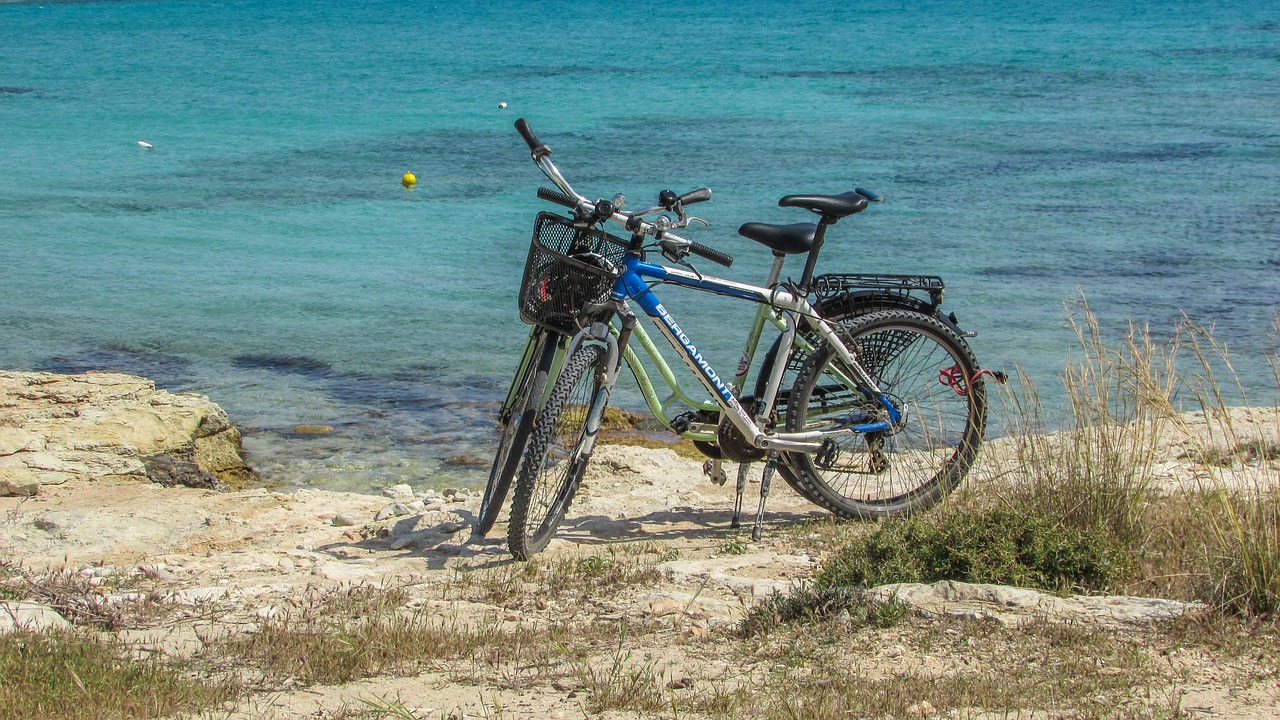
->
[765,251,786,287]
[796,217,833,295]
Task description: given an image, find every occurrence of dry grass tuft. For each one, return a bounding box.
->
[0,628,238,720]
[987,297,1178,548]
[0,561,175,630]
[210,584,609,689]
[448,544,663,608]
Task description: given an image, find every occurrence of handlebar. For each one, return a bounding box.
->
[536,186,575,209]
[688,241,733,268]
[515,118,550,160]
[659,187,712,209]
[679,187,712,206]
[518,118,734,268]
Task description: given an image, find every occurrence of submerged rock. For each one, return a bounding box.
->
[0,370,253,493]
[292,424,334,435]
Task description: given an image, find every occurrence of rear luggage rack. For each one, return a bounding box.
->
[812,273,945,307]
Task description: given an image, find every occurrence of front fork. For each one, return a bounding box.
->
[562,307,635,464]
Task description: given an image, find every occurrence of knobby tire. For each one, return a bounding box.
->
[475,332,560,538]
[508,343,607,560]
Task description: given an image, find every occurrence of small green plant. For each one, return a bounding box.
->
[719,536,749,556]
[657,545,681,562]
[575,554,615,577]
[740,585,905,637]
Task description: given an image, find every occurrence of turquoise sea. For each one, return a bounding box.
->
[2,0,1277,492]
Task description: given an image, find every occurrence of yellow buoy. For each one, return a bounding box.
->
[401,171,417,188]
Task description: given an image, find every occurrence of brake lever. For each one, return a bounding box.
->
[658,236,705,281]
[677,259,704,281]
[686,216,710,229]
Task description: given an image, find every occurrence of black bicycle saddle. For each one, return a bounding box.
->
[779,191,868,219]
[737,222,818,255]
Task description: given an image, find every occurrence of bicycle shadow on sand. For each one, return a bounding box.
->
[310,504,826,574]
[456,505,826,571]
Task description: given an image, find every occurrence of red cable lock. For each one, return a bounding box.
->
[939,366,1006,397]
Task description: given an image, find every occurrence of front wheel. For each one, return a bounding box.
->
[508,344,608,560]
[783,309,986,519]
[475,331,560,538]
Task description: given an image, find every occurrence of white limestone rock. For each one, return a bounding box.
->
[0,602,72,633]
[866,580,1202,628]
[0,370,252,490]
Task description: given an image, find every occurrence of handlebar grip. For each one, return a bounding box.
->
[678,187,712,206]
[689,241,733,268]
[537,186,576,209]
[514,118,551,159]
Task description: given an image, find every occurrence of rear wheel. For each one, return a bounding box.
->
[508,344,608,560]
[474,331,560,538]
[783,309,985,518]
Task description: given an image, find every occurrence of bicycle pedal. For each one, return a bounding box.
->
[815,439,841,469]
[671,412,697,434]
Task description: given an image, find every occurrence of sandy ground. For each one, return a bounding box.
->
[4,407,1280,718]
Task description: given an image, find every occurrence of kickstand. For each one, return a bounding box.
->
[730,462,751,528]
[702,458,729,486]
[751,454,778,542]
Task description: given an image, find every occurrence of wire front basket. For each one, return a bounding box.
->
[519,212,628,335]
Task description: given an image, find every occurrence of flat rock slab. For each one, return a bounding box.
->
[660,553,816,599]
[868,580,1203,628]
[0,602,72,633]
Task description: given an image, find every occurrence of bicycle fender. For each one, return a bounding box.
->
[751,290,964,399]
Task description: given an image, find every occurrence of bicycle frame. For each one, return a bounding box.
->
[503,267,814,445]
[512,118,899,456]
[605,254,902,455]
[503,251,905,455]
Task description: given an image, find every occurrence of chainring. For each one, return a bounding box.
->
[716,399,766,463]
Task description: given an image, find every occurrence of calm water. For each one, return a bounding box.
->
[2,0,1277,491]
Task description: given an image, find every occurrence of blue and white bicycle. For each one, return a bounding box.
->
[496,119,993,560]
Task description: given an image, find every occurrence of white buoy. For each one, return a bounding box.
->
[137,140,154,149]
[498,102,507,109]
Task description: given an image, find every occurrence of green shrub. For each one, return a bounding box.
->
[816,508,1134,594]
